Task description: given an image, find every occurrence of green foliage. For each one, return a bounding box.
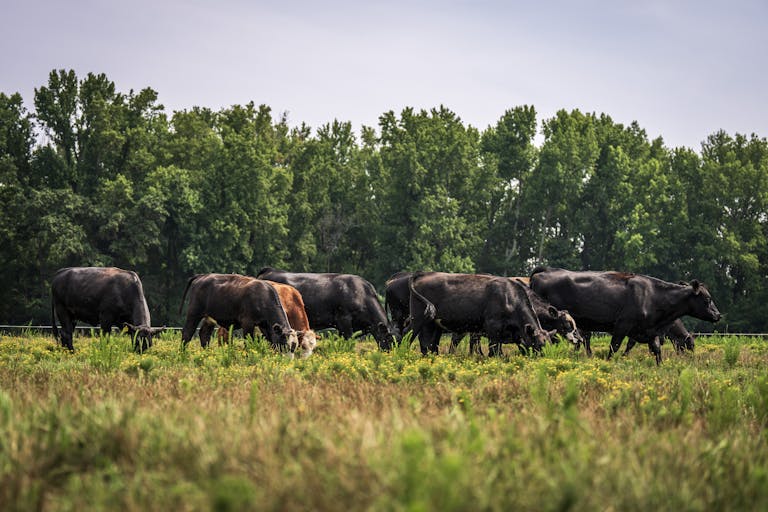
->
[2,68,768,333]
[723,338,742,367]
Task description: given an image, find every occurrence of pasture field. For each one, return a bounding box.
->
[1,332,767,511]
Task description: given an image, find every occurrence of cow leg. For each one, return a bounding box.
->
[181,312,201,347]
[243,322,262,347]
[649,336,662,365]
[199,322,215,348]
[469,333,483,356]
[448,332,464,354]
[418,324,442,355]
[217,326,229,346]
[607,333,626,360]
[58,310,76,351]
[99,312,115,338]
[488,342,503,357]
[335,314,355,339]
[580,331,592,357]
[623,338,637,356]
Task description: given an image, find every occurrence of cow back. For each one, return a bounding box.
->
[263,280,311,332]
[52,267,150,327]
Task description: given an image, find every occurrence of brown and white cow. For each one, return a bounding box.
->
[256,267,395,350]
[211,280,317,358]
[179,274,298,354]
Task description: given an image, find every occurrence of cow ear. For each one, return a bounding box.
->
[691,280,701,294]
[151,326,166,335]
[548,306,558,318]
[272,323,282,334]
[123,323,136,334]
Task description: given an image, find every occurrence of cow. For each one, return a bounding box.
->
[51,267,165,352]
[256,268,395,350]
[179,273,298,353]
[621,318,695,356]
[529,267,721,364]
[207,280,317,358]
[386,271,581,355]
[408,272,550,356]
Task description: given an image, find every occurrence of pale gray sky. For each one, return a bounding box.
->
[2,0,766,149]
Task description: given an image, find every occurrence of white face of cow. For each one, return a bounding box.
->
[562,313,582,347]
[300,330,318,358]
[286,329,300,355]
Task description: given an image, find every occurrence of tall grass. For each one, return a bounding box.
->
[0,332,767,510]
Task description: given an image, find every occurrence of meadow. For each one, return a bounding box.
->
[1,331,767,511]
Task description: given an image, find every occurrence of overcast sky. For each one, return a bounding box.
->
[2,0,766,149]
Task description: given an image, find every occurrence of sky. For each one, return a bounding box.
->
[1,0,766,150]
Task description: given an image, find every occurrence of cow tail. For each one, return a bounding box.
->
[408,272,436,321]
[178,275,199,315]
[384,292,392,322]
[51,293,59,342]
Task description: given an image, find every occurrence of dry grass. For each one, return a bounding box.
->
[1,332,767,511]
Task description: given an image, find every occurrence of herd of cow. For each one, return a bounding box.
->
[49,265,722,364]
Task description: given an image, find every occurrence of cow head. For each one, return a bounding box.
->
[681,333,695,352]
[298,330,318,358]
[523,324,549,353]
[671,332,695,352]
[272,324,299,356]
[124,324,165,353]
[688,280,721,322]
[373,322,396,351]
[555,311,584,347]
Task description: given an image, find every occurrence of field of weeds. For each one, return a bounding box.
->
[1,331,767,511]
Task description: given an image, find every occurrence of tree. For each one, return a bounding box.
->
[527,109,599,268]
[372,106,486,282]
[477,106,538,275]
[696,131,768,330]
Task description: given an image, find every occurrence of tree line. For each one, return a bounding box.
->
[1,69,766,331]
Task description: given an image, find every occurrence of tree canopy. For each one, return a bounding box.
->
[1,69,766,331]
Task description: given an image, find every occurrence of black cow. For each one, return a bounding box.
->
[408,272,550,356]
[256,268,395,350]
[179,273,298,352]
[51,267,164,352]
[529,267,720,364]
[386,271,581,355]
[622,318,695,356]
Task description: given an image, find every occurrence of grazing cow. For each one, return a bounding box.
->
[512,277,583,347]
[51,267,164,352]
[386,271,581,354]
[179,274,298,353]
[207,280,317,358]
[622,318,695,356]
[256,268,395,350]
[664,319,696,352]
[408,272,550,356]
[529,267,721,364]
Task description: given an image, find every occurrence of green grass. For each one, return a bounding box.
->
[1,331,767,511]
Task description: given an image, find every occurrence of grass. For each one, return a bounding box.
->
[0,331,767,511]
